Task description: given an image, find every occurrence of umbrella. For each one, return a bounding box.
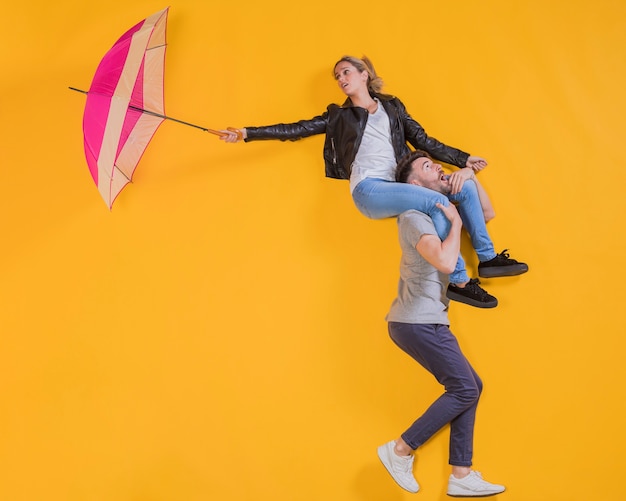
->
[71,7,233,208]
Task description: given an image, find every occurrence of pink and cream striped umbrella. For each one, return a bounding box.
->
[72,7,227,208]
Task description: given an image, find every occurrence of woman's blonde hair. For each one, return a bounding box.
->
[334,55,384,94]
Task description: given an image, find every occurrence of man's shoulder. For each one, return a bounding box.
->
[398,211,437,242]
[399,210,433,225]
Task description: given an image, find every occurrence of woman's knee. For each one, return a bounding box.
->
[430,190,449,205]
[461,180,478,196]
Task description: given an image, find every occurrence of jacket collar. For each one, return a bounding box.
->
[341,92,395,108]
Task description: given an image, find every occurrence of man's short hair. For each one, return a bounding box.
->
[395,150,431,183]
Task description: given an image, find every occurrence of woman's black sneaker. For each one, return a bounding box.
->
[446,279,498,308]
[478,250,529,278]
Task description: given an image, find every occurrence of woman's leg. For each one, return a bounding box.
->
[387,322,481,466]
[448,181,496,262]
[352,178,451,235]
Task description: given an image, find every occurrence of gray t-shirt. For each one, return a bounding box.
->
[386,210,451,325]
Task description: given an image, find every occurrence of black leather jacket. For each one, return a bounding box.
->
[245,93,470,180]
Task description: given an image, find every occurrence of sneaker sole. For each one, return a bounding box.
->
[447,491,504,498]
[478,265,529,278]
[446,291,498,309]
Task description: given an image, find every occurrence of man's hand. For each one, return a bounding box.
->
[435,201,461,226]
[448,168,475,195]
[466,156,487,172]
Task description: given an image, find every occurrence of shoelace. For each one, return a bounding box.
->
[494,249,514,262]
[465,279,490,299]
[397,454,414,473]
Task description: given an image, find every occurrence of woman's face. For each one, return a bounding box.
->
[334,61,368,96]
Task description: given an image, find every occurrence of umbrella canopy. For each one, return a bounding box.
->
[81,8,169,208]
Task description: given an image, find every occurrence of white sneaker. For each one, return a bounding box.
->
[447,470,505,497]
[377,440,419,493]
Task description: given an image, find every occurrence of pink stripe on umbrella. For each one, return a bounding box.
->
[83,20,147,183]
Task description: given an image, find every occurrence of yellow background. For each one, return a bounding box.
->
[1,1,625,500]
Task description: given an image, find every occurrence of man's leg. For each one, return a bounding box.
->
[386,322,481,452]
[448,365,482,467]
[384,322,506,497]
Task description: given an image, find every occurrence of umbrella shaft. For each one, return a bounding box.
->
[129,105,215,133]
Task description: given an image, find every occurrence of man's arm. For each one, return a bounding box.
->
[416,203,462,274]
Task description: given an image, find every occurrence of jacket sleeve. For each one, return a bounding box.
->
[244,112,328,142]
[396,99,470,169]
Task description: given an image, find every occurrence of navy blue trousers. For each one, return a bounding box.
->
[388,322,483,467]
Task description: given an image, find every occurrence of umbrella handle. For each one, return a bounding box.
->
[204,128,229,137]
[204,128,242,140]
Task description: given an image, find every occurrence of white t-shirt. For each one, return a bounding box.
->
[349,99,397,193]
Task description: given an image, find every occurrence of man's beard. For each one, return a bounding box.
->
[423,180,451,195]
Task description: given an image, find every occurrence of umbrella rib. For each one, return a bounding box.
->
[70,87,225,136]
[114,164,132,182]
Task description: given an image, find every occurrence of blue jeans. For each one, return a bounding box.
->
[388,322,483,467]
[352,178,496,284]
